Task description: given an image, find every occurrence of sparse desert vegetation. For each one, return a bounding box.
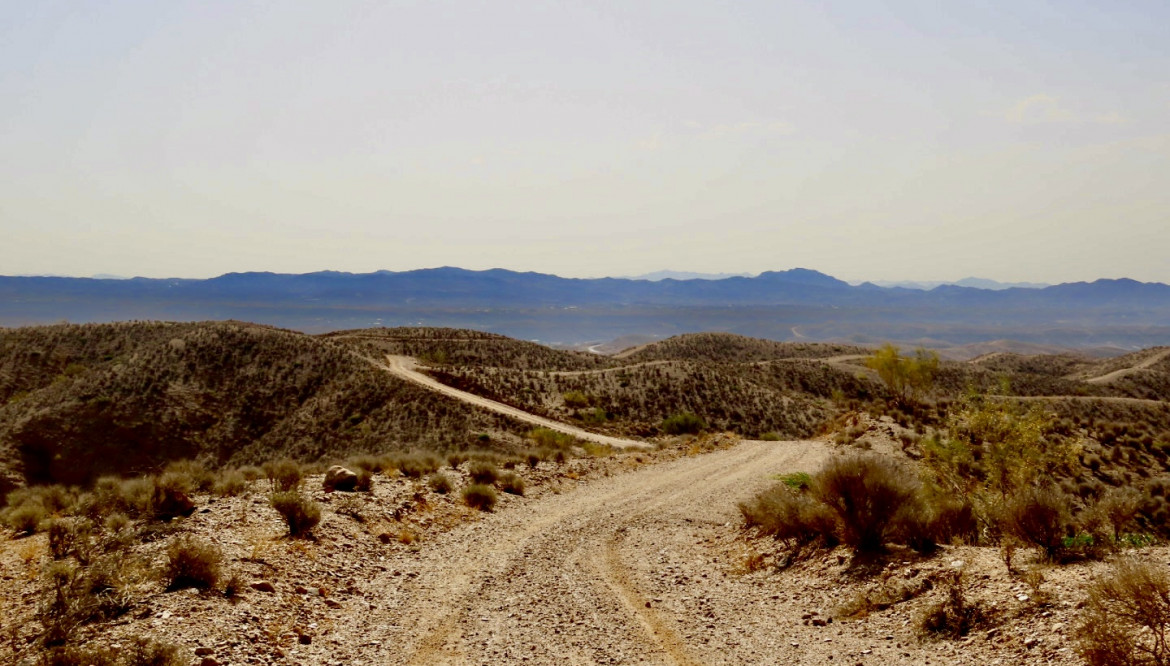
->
[4,324,1170,664]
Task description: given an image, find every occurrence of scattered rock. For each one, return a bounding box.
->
[323,466,359,492]
[250,581,276,593]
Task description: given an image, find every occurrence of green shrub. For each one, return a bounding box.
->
[428,473,453,494]
[462,484,497,511]
[468,461,499,485]
[164,535,221,591]
[563,391,590,408]
[661,412,707,435]
[527,428,576,449]
[776,472,812,491]
[499,472,525,496]
[39,560,85,646]
[1077,558,1170,666]
[813,454,922,553]
[270,491,321,537]
[263,459,303,492]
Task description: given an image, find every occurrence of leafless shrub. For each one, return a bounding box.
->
[1077,558,1170,666]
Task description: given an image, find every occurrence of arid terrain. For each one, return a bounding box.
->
[2,323,1170,665]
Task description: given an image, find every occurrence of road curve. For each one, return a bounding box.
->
[377,355,650,450]
[1084,348,1170,385]
[335,438,828,665]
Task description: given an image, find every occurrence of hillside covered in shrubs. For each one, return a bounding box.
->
[0,322,534,498]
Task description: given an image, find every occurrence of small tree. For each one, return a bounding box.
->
[865,343,939,405]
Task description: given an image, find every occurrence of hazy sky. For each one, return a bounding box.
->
[2,1,1168,283]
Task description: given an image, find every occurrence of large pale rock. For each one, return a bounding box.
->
[323,465,359,492]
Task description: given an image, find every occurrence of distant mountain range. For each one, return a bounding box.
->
[865,277,1050,291]
[1,267,1168,350]
[621,270,756,281]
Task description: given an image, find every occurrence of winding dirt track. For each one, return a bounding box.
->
[1084,348,1170,384]
[335,438,828,665]
[378,355,648,450]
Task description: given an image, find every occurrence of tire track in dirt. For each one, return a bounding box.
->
[337,439,827,665]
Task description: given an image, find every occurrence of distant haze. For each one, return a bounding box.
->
[2,2,1167,283]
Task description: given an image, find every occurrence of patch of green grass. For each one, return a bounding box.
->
[770,472,812,491]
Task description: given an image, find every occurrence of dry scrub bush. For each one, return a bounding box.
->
[499,472,525,496]
[741,454,967,555]
[37,635,182,666]
[468,461,499,485]
[462,484,497,511]
[3,502,47,534]
[999,486,1075,560]
[661,412,707,435]
[1077,558,1170,666]
[212,469,249,496]
[270,491,321,537]
[428,472,453,494]
[36,556,139,647]
[918,569,989,639]
[263,459,303,492]
[160,460,215,493]
[1,485,77,534]
[396,453,441,479]
[739,485,838,550]
[164,535,221,591]
[813,454,922,553]
[48,518,96,564]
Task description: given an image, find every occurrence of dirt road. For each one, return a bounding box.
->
[378,355,649,450]
[1084,347,1170,384]
[335,438,829,665]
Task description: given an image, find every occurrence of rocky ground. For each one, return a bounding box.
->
[0,432,1157,665]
